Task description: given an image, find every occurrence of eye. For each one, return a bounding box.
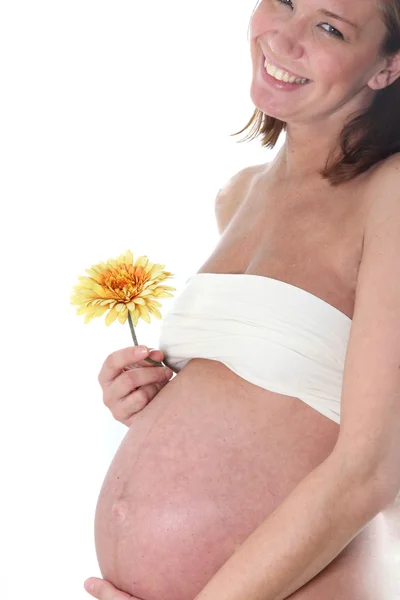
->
[275,0,345,40]
[319,23,344,39]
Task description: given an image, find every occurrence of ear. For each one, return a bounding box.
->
[368,51,400,90]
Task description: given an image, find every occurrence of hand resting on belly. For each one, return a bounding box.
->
[93,358,351,600]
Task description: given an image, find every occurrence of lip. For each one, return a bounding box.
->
[259,52,312,91]
[262,50,310,81]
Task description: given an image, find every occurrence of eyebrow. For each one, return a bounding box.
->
[319,9,360,30]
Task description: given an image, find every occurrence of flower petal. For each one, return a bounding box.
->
[137,304,151,324]
[154,292,174,299]
[117,305,128,324]
[132,308,140,327]
[93,305,109,318]
[105,305,119,326]
[147,305,162,319]
[85,268,103,282]
[147,300,162,309]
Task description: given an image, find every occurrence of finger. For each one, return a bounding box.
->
[122,365,172,393]
[103,365,171,408]
[123,349,164,371]
[117,382,167,425]
[98,346,151,387]
[84,577,142,599]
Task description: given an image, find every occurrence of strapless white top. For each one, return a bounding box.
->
[158,273,353,424]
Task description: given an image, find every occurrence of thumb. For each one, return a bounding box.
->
[84,578,100,596]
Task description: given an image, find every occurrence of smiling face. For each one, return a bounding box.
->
[249,0,392,124]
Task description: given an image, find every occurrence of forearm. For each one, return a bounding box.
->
[194,454,387,600]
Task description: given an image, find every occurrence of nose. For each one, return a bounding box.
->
[267,22,305,61]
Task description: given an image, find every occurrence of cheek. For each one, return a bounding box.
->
[320,62,342,85]
[312,53,354,89]
[249,0,280,40]
[250,13,283,66]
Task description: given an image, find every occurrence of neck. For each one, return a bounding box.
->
[271,122,342,185]
[269,85,377,184]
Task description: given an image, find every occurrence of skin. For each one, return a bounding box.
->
[84,0,400,597]
[249,0,400,184]
[84,578,138,600]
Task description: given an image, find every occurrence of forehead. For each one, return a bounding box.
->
[303,0,384,27]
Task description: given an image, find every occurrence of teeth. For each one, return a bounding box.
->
[264,59,308,85]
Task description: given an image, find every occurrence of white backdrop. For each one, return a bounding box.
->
[1,2,280,599]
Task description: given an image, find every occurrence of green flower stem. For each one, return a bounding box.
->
[127,311,164,367]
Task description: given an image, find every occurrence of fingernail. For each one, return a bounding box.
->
[165,368,173,379]
[137,345,148,355]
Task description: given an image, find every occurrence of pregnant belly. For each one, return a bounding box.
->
[94,359,398,600]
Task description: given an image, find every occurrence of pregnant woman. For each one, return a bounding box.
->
[85,1,400,599]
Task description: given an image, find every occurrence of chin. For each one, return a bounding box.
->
[249,85,289,121]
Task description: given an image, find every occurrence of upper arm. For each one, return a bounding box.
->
[332,155,400,505]
[214,165,260,235]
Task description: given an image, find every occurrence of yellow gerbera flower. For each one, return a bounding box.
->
[70,250,176,365]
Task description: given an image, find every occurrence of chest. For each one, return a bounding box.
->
[199,171,373,320]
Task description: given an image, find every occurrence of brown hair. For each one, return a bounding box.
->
[233,0,400,186]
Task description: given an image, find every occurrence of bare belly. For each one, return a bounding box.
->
[94,359,399,600]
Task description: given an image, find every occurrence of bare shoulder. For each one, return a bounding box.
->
[215,163,268,235]
[367,152,400,210]
[364,153,400,226]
